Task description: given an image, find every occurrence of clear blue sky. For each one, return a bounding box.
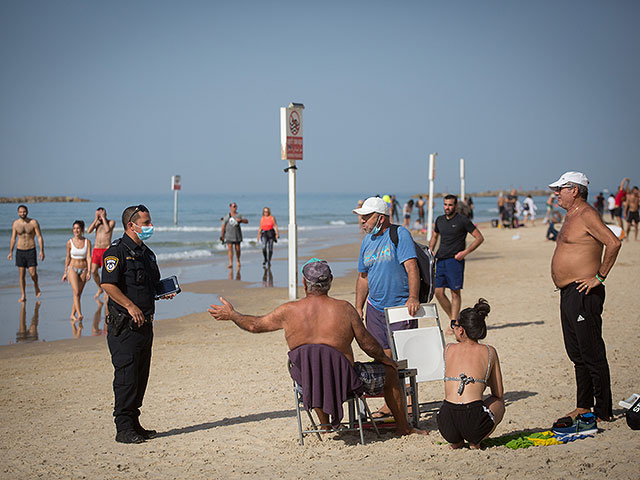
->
[1,0,638,196]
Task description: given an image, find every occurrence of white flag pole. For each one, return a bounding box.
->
[427,153,436,242]
[460,158,465,202]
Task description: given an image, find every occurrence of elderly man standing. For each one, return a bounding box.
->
[353,196,420,418]
[208,259,425,436]
[549,172,621,424]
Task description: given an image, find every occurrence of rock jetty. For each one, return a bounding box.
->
[0,196,89,204]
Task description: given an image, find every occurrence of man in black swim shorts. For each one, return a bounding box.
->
[7,205,45,302]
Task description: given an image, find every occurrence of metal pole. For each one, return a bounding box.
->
[288,159,298,300]
[427,153,436,242]
[460,158,465,202]
[174,189,178,225]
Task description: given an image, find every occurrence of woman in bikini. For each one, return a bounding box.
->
[62,220,92,330]
[437,298,505,449]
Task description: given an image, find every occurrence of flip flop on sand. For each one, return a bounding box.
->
[552,416,573,429]
[371,410,393,420]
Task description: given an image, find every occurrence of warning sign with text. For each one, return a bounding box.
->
[280,107,303,160]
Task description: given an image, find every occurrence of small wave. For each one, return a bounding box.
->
[329,220,347,225]
[153,226,221,232]
[156,249,215,261]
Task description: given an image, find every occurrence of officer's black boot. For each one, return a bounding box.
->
[115,430,145,444]
[134,419,157,439]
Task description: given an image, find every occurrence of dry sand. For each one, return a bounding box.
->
[1,223,639,479]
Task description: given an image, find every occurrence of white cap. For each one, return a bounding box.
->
[548,171,590,188]
[352,196,389,216]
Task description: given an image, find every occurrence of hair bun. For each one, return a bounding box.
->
[474,298,490,317]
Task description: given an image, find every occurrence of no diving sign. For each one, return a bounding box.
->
[281,106,303,160]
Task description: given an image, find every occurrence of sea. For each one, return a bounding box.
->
[0,192,548,345]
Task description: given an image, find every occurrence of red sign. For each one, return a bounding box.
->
[286,136,303,160]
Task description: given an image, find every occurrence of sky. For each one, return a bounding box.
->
[0,0,638,196]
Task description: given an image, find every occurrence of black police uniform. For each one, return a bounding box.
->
[101,233,160,434]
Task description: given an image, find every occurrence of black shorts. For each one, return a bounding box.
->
[15,248,37,268]
[613,207,622,217]
[437,400,495,445]
[627,211,639,224]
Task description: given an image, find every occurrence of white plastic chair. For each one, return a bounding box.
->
[384,303,445,418]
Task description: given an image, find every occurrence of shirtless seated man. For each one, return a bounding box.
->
[7,205,45,302]
[208,258,426,437]
[87,207,115,299]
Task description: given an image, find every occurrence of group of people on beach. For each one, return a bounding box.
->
[358,194,476,235]
[211,170,622,448]
[6,201,281,333]
[7,205,116,332]
[6,169,625,448]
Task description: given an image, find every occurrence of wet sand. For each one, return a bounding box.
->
[1,223,639,479]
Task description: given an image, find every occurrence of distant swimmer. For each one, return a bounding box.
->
[549,171,620,423]
[625,186,639,241]
[403,199,414,228]
[87,207,116,299]
[522,195,537,226]
[7,205,44,302]
[417,196,426,224]
[613,177,630,229]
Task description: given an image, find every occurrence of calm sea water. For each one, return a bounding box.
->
[0,192,547,345]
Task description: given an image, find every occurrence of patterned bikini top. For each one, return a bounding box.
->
[443,343,492,396]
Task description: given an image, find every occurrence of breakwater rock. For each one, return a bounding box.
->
[0,196,90,204]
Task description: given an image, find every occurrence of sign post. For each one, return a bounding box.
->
[460,158,466,202]
[427,153,436,242]
[171,175,181,225]
[281,103,304,300]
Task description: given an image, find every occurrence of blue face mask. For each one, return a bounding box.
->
[371,215,382,235]
[134,224,154,241]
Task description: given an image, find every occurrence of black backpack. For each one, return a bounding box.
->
[389,224,436,303]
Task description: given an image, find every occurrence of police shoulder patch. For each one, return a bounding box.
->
[104,256,119,273]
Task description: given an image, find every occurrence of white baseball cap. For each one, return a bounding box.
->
[548,171,590,188]
[352,196,389,216]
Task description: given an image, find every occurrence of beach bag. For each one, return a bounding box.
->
[627,396,640,430]
[389,224,435,303]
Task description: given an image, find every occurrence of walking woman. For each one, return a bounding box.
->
[257,207,279,266]
[62,220,92,326]
[437,298,505,449]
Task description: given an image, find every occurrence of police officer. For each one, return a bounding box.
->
[101,205,175,444]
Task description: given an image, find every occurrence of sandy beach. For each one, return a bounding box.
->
[1,223,639,479]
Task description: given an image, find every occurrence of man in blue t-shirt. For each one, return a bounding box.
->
[354,197,420,344]
[429,195,484,332]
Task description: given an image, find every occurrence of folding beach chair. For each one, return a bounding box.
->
[288,344,380,446]
[385,303,445,423]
